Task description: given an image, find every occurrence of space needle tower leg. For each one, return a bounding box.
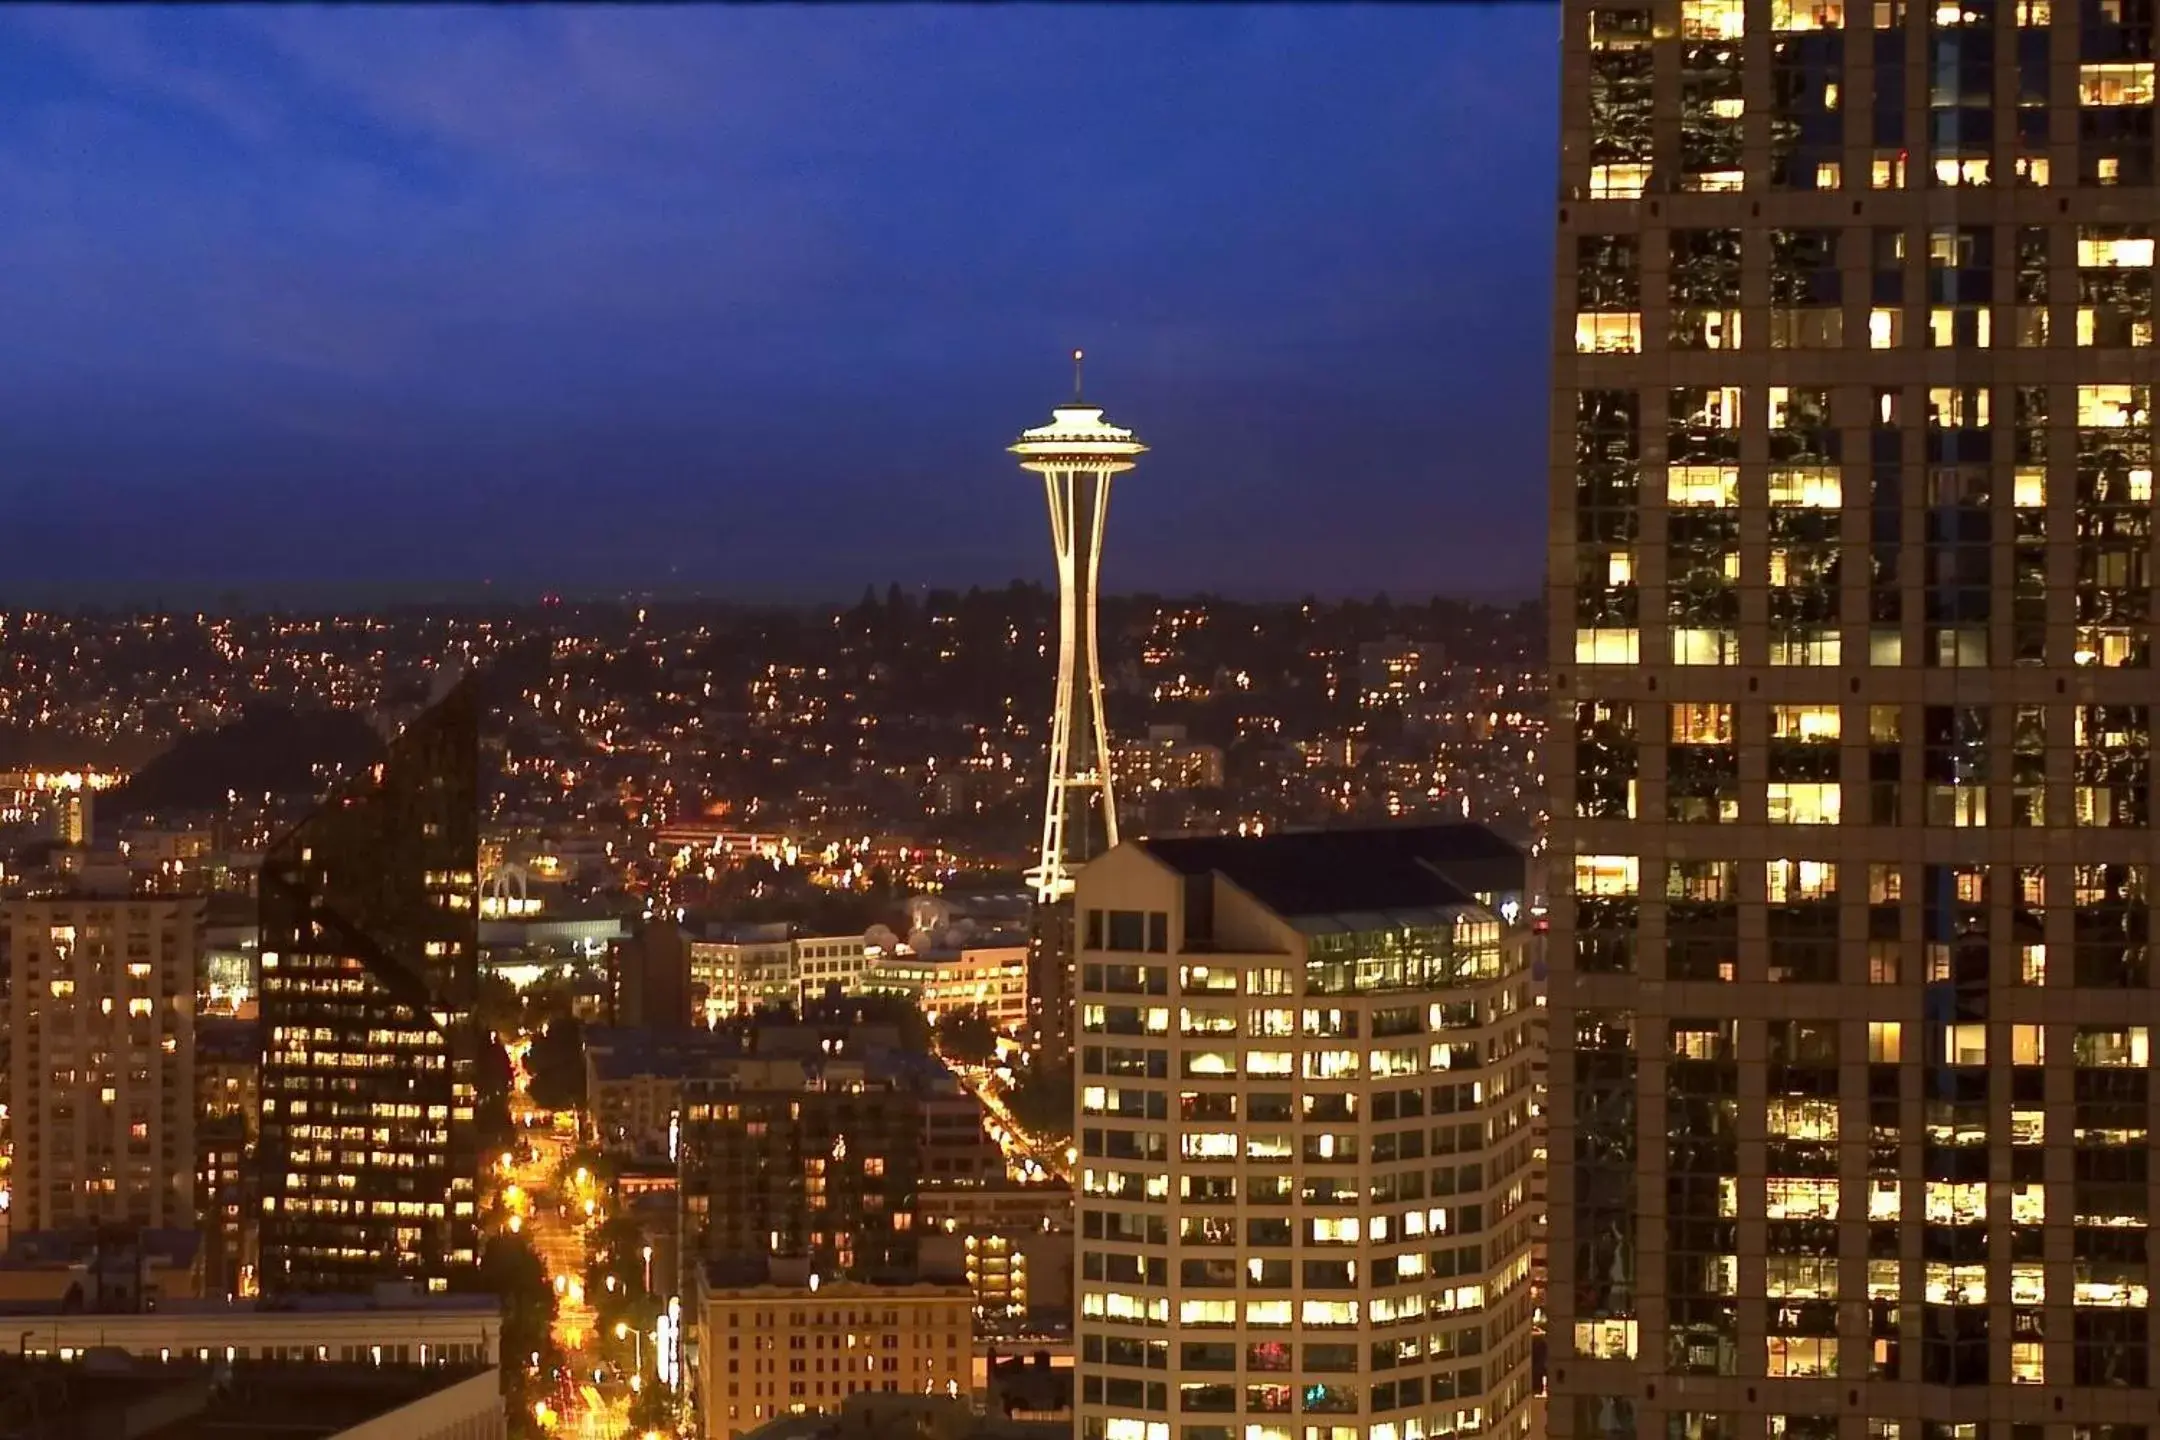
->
[1009,352,1147,1070]
[1039,463,1119,898]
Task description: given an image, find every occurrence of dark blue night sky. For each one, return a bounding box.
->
[0,6,1558,603]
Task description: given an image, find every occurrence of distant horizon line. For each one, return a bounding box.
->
[0,580,1544,615]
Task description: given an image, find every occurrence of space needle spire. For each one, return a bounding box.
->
[1010,351,1146,903]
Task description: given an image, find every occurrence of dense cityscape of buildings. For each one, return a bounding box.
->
[0,591,1542,865]
[30,0,2160,1436]
[0,589,1549,1440]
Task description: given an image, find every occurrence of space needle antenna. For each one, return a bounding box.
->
[1072,348,1085,402]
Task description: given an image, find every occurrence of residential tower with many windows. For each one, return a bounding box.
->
[1072,825,1540,1440]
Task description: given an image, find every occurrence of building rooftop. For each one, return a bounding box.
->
[1,1228,201,1273]
[1136,822,1522,921]
[690,918,792,944]
[584,1025,746,1082]
[701,1254,973,1295]
[590,1021,963,1093]
[733,1392,1066,1440]
[0,1357,494,1440]
[195,1015,259,1066]
[0,1280,499,1320]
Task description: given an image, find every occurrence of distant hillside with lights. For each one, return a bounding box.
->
[106,704,383,819]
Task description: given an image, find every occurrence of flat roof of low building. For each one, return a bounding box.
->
[700,1257,973,1297]
[590,1022,959,1093]
[584,1025,747,1082]
[1,1228,201,1271]
[0,1287,500,1319]
[0,1357,494,1440]
[195,1016,260,1064]
[1137,822,1522,920]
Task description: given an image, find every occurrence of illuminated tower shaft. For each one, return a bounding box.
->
[1037,463,1115,896]
[1012,356,1145,902]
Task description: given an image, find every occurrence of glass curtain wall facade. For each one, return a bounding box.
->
[1550,0,2160,1435]
[256,678,482,1294]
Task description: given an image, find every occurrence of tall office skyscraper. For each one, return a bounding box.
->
[1550,0,2160,1434]
[256,678,481,1294]
[1071,826,1540,1440]
[7,896,201,1233]
[1013,353,1146,1068]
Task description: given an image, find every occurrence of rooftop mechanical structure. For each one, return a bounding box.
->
[1010,351,1146,903]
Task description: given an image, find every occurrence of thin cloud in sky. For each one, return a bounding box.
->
[0,5,1557,601]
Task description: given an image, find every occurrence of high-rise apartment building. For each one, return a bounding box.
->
[6,895,201,1233]
[1071,825,1540,1440]
[676,1039,926,1287]
[256,679,481,1294]
[1550,0,2160,1434]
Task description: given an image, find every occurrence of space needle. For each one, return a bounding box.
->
[1011,350,1147,905]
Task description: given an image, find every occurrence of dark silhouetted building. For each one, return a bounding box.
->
[196,1015,258,1299]
[677,1031,926,1286]
[614,916,692,1029]
[0,1353,502,1440]
[1024,906,1078,1080]
[256,679,482,1294]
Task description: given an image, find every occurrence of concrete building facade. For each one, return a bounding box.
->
[6,895,201,1233]
[917,945,1031,1034]
[695,1272,974,1439]
[4,1289,502,1366]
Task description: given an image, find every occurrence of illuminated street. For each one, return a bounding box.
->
[964,1069,1071,1185]
[504,1046,639,1440]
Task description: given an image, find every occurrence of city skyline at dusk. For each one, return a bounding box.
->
[0,5,1582,1438]
[0,7,1558,602]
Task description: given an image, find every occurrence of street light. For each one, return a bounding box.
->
[641,1245,653,1293]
